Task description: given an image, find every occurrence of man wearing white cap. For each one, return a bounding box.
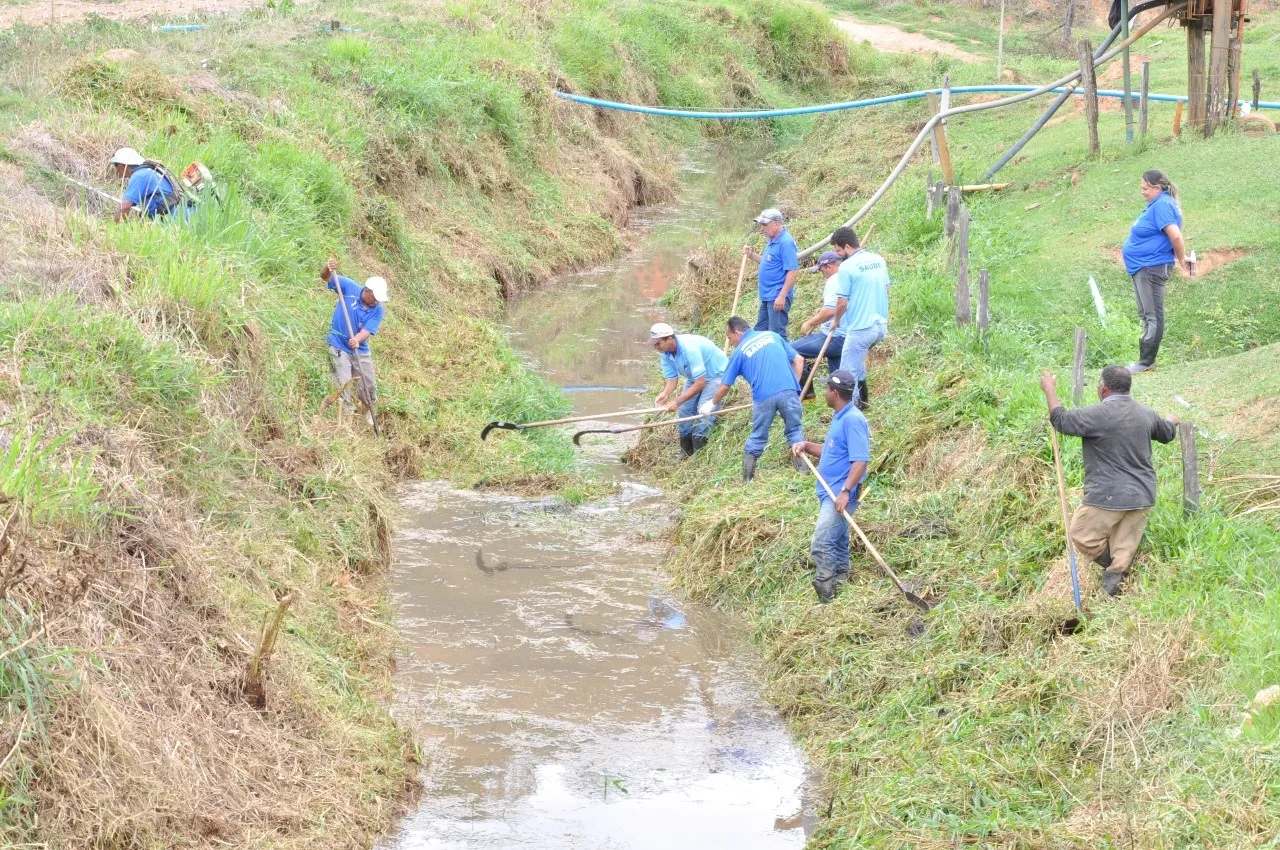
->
[792,250,846,398]
[321,257,388,418]
[648,323,727,458]
[109,147,185,221]
[742,208,799,339]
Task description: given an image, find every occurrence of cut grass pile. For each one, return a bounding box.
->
[644,5,1280,846]
[0,0,854,846]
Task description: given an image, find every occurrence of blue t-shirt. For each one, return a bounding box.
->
[722,330,801,399]
[123,166,178,218]
[835,249,891,332]
[757,228,799,302]
[327,274,385,354]
[816,402,870,504]
[660,334,728,384]
[1122,192,1182,275]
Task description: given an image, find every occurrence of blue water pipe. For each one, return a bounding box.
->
[554,87,1280,119]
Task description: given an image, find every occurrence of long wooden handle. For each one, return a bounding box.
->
[516,406,667,430]
[799,323,837,399]
[801,454,892,576]
[600,401,752,436]
[725,251,750,351]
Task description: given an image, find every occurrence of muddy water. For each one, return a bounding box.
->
[383,145,808,849]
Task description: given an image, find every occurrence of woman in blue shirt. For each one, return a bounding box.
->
[1120,169,1189,374]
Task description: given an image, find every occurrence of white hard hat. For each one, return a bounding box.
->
[364,276,389,303]
[109,147,145,166]
[646,322,675,345]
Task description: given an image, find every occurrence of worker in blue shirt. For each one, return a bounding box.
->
[649,323,727,458]
[742,208,799,339]
[831,226,890,410]
[322,257,389,422]
[705,316,806,481]
[1120,169,1190,374]
[109,147,186,221]
[792,250,846,398]
[790,370,870,603]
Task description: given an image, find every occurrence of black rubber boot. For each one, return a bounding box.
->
[1095,545,1113,570]
[691,435,708,455]
[812,578,835,604]
[1101,570,1128,597]
[800,364,816,400]
[858,379,870,410]
[679,434,694,459]
[742,452,758,482]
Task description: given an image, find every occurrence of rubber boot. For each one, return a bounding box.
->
[858,379,870,411]
[691,435,708,455]
[742,452,758,482]
[679,434,694,459]
[1100,570,1128,597]
[1095,545,1113,570]
[812,578,835,604]
[800,364,816,400]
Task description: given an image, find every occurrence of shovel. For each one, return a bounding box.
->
[481,406,666,440]
[800,454,931,612]
[573,402,752,445]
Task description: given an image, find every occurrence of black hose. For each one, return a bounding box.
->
[983,0,1171,180]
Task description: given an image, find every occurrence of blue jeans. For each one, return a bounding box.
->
[839,321,887,384]
[755,298,792,339]
[811,498,854,583]
[745,390,805,457]
[792,331,845,382]
[678,377,721,439]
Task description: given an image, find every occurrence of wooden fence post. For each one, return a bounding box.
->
[926,172,938,218]
[1206,0,1232,135]
[1139,61,1151,138]
[1077,38,1100,158]
[1227,28,1243,121]
[936,75,956,185]
[1180,422,1200,515]
[1071,327,1086,406]
[944,185,961,241]
[955,208,972,325]
[977,269,990,336]
[1187,18,1207,133]
[926,91,942,167]
[1253,69,1262,111]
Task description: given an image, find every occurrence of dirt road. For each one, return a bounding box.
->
[0,0,290,29]
[832,16,984,63]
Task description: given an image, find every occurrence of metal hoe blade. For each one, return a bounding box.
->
[481,421,520,441]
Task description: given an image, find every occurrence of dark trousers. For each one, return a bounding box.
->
[1131,263,1171,367]
[793,331,844,391]
[755,298,791,339]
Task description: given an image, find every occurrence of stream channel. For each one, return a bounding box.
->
[381,144,812,849]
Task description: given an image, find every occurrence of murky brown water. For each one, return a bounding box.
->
[383,145,808,849]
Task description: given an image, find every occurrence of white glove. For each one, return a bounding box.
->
[698,401,715,416]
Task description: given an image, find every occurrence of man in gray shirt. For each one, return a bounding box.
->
[1041,365,1180,596]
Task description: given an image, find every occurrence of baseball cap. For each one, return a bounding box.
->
[818,250,841,266]
[109,147,146,166]
[646,322,676,345]
[826,370,857,391]
[753,208,784,225]
[364,276,389,303]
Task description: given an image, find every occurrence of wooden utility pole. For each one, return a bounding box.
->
[1206,0,1232,135]
[1139,61,1151,138]
[1078,39,1101,157]
[955,208,973,326]
[1186,18,1208,132]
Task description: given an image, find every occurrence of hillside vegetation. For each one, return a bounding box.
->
[647,5,1280,846]
[0,1,852,846]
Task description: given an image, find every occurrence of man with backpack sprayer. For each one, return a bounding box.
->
[322,257,388,428]
[1040,366,1179,597]
[703,316,807,482]
[109,147,190,221]
[648,323,727,459]
[790,370,870,603]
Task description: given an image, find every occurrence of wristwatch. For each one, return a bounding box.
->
[840,486,852,494]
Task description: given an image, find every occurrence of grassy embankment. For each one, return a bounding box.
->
[0,1,853,846]
[646,6,1280,846]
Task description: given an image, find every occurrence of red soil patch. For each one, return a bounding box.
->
[1104,246,1250,277]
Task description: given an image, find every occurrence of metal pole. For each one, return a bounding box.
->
[1121,0,1134,144]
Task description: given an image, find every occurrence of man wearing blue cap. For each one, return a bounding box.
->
[705,316,806,481]
[649,322,727,458]
[791,370,870,603]
[743,208,799,339]
[791,250,846,398]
